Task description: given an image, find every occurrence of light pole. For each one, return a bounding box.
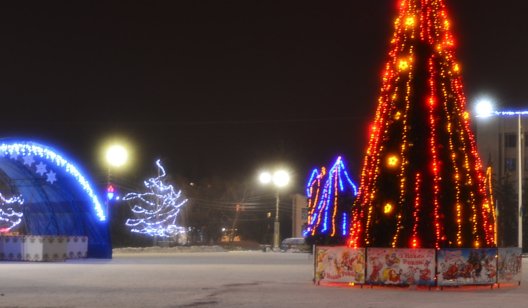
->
[259,169,290,250]
[475,99,525,248]
[104,143,129,215]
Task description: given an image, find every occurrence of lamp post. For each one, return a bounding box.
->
[104,143,129,215]
[475,99,524,248]
[259,169,290,250]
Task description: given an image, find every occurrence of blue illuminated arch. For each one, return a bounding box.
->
[0,139,111,258]
[0,140,105,221]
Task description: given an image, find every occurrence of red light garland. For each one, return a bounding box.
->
[348,0,496,249]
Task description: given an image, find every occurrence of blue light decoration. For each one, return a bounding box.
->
[478,110,528,118]
[0,141,106,221]
[123,159,188,237]
[0,192,24,233]
[304,156,358,245]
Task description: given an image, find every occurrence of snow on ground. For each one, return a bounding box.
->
[0,250,527,307]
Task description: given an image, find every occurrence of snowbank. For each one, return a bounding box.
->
[113,245,226,254]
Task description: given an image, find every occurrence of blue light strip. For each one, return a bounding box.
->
[476,110,528,118]
[342,212,348,236]
[306,168,319,197]
[321,170,334,233]
[340,160,358,196]
[0,141,106,221]
[495,111,528,116]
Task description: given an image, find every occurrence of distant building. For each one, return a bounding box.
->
[291,194,308,238]
[475,115,528,182]
[475,114,528,248]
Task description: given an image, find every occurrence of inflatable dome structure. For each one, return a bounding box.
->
[0,140,111,258]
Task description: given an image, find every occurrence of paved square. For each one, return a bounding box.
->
[0,251,526,307]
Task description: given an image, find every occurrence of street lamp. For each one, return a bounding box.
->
[105,144,129,169]
[259,169,290,250]
[475,99,524,248]
[104,143,129,214]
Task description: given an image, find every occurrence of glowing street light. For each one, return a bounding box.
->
[105,144,129,168]
[103,142,130,215]
[259,172,272,185]
[474,97,495,118]
[259,169,290,250]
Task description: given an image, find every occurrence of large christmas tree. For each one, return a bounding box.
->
[348,0,495,249]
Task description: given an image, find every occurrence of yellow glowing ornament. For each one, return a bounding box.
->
[453,63,460,73]
[444,19,450,30]
[387,155,399,168]
[405,16,416,27]
[463,112,469,120]
[394,111,402,120]
[398,59,410,71]
[384,203,394,214]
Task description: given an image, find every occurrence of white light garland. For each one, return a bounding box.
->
[123,159,188,237]
[0,192,24,233]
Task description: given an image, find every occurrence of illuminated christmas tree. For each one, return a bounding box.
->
[305,156,358,245]
[348,0,495,249]
[123,160,188,238]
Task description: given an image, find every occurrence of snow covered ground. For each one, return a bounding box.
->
[0,250,527,307]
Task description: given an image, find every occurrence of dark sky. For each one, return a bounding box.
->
[0,0,527,192]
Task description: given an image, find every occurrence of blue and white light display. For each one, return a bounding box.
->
[123,159,188,237]
[304,156,358,242]
[0,141,106,221]
[0,192,24,233]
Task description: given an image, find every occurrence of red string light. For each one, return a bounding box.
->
[348,0,495,248]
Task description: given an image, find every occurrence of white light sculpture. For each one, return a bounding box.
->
[123,160,188,237]
[0,192,24,233]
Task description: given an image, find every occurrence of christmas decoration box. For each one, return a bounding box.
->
[66,236,88,258]
[0,236,25,261]
[315,246,366,285]
[498,248,522,285]
[23,236,68,262]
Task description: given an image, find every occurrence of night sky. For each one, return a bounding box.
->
[1,0,527,193]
